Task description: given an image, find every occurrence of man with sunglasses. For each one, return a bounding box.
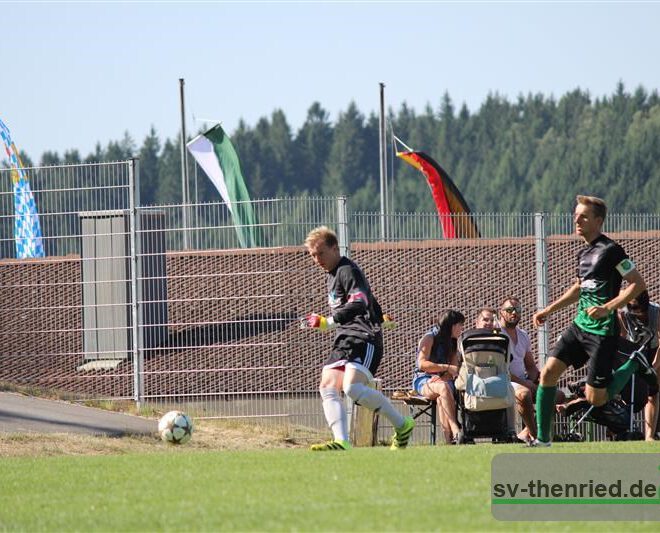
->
[499,297,540,443]
[619,290,660,440]
[530,195,655,447]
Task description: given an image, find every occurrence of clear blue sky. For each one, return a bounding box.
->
[2,1,660,160]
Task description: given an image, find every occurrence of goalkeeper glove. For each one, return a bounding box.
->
[305,313,337,331]
[382,313,397,330]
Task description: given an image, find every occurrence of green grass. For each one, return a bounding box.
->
[1,441,659,531]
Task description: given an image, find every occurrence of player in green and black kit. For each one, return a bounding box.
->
[529,195,655,447]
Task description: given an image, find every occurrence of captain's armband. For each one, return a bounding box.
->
[615,258,635,276]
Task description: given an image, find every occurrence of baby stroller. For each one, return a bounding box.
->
[454,328,515,444]
[561,327,654,442]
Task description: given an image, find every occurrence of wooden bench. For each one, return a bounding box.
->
[393,391,437,445]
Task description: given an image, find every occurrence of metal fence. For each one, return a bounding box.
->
[1,159,659,443]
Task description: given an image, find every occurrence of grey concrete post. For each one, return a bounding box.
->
[129,158,144,407]
[337,196,350,258]
[534,212,549,364]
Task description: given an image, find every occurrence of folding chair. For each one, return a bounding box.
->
[393,391,437,445]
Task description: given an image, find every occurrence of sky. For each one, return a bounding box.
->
[2,1,660,161]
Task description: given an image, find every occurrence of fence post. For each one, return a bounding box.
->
[337,195,356,431]
[128,158,144,408]
[534,212,549,364]
[337,196,350,258]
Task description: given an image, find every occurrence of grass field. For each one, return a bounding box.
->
[2,439,659,532]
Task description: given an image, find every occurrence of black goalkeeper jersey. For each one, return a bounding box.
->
[326,256,383,341]
[573,234,635,336]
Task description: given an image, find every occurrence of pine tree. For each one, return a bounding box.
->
[23,84,660,215]
[156,138,182,205]
[138,127,161,206]
[322,102,367,196]
[294,102,333,194]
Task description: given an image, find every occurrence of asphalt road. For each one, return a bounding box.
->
[0,392,157,436]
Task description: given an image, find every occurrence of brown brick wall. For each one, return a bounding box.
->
[1,233,658,399]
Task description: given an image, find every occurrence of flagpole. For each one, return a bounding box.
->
[179,78,189,249]
[378,82,387,241]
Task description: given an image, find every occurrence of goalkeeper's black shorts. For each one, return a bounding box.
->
[324,333,383,376]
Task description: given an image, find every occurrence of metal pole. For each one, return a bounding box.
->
[193,159,199,249]
[128,158,143,408]
[179,78,189,249]
[629,374,636,433]
[337,195,350,258]
[378,82,387,241]
[534,213,549,363]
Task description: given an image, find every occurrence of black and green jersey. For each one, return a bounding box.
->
[573,234,635,336]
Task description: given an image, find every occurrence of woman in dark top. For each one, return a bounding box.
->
[413,309,465,444]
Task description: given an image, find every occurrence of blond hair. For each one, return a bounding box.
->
[304,226,338,249]
[576,195,607,220]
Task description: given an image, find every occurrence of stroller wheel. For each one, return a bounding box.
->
[456,430,465,445]
[566,432,583,442]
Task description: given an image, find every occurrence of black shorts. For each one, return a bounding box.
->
[324,333,383,377]
[549,322,619,388]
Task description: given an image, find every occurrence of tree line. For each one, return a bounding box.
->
[15,82,660,214]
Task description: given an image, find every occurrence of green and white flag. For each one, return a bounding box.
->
[187,124,258,248]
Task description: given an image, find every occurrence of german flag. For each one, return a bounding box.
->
[397,150,480,238]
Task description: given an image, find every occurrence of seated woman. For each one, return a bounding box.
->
[412,310,465,444]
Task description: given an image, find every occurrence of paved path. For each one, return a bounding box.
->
[0,392,157,436]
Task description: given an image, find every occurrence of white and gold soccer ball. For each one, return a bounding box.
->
[158,410,194,444]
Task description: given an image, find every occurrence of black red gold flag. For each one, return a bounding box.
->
[397,150,480,238]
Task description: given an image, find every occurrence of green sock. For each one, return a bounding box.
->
[536,385,556,443]
[607,359,639,399]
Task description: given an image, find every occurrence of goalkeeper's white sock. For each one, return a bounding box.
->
[344,382,405,428]
[320,387,348,442]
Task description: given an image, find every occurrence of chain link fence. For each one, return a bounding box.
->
[1,160,659,443]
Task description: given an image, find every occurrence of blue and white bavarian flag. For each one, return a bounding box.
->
[0,119,45,259]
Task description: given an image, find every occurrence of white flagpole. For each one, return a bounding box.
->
[179,78,189,249]
[393,135,414,153]
[379,82,387,241]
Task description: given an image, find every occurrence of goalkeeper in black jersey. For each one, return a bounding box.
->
[303,226,414,451]
[530,195,655,446]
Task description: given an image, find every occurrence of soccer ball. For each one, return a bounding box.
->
[158,410,193,444]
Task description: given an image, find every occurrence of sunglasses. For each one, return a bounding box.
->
[502,306,521,314]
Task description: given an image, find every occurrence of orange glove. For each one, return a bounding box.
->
[304,313,336,331]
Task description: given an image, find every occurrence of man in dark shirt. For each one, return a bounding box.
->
[530,195,654,446]
[303,226,414,451]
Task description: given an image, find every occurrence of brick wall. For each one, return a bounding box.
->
[1,233,658,400]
